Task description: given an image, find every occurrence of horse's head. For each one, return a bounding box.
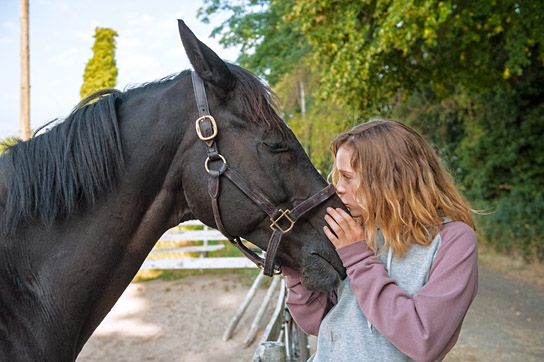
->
[176,20,346,292]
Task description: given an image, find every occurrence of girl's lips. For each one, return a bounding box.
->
[342,205,354,217]
[342,203,359,217]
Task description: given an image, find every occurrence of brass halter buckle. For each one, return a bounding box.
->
[195,115,218,141]
[270,209,295,234]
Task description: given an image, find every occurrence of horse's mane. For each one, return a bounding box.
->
[2,90,125,233]
[121,71,188,98]
[126,65,284,130]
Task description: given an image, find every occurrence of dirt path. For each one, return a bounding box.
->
[445,266,544,362]
[77,274,271,362]
[77,264,544,361]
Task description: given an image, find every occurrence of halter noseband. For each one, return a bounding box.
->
[191,71,336,276]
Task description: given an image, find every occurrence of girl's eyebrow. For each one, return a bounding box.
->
[338,169,355,176]
[337,167,353,174]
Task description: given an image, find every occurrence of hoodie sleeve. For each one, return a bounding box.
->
[282,266,337,336]
[337,222,478,362]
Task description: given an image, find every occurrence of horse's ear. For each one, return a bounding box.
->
[178,19,236,92]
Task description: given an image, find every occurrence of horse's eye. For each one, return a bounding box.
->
[263,142,289,153]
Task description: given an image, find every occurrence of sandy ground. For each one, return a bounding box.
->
[77,273,277,362]
[77,264,544,362]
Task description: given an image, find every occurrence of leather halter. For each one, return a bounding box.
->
[191,71,336,276]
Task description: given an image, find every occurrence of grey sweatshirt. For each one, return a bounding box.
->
[284,221,478,362]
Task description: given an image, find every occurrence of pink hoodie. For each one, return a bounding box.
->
[284,221,478,361]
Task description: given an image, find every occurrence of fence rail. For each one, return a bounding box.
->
[141,257,258,270]
[140,220,258,270]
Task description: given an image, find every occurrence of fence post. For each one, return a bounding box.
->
[244,275,281,347]
[253,341,286,362]
[222,270,265,341]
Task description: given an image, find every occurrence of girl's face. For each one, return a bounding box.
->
[335,145,363,218]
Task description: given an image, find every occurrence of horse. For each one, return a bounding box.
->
[0,20,347,361]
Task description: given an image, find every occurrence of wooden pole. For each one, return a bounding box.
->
[300,81,306,120]
[20,0,31,140]
[244,275,281,347]
[252,341,286,362]
[300,80,313,158]
[222,270,265,341]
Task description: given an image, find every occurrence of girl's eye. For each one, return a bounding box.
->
[263,142,289,153]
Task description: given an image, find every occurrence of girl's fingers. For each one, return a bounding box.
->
[328,207,352,224]
[325,207,366,247]
[323,225,336,241]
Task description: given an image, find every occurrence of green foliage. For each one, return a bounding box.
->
[80,27,118,100]
[0,136,20,154]
[273,62,358,173]
[200,0,544,260]
[134,264,261,283]
[390,89,471,188]
[200,0,544,112]
[392,86,544,260]
[199,0,308,85]
[288,0,544,115]
[477,189,544,261]
[458,76,544,260]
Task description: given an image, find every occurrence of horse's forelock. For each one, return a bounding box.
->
[228,65,285,131]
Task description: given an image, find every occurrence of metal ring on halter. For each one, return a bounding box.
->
[205,154,227,173]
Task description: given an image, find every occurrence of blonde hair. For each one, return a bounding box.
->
[329,119,475,257]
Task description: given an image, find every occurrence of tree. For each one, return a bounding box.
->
[199,0,308,86]
[80,27,118,100]
[200,0,544,259]
[283,1,541,113]
[201,1,543,112]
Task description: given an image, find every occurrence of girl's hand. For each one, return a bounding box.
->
[324,207,365,249]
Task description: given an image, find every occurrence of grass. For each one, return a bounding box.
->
[478,243,544,288]
[134,266,262,286]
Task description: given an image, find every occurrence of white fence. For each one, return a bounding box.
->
[140,220,259,270]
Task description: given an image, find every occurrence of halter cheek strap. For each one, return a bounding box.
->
[191,71,336,276]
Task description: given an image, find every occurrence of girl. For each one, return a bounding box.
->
[283,119,478,361]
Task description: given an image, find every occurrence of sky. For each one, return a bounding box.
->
[0,0,239,140]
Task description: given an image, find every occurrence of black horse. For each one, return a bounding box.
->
[0,20,346,361]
